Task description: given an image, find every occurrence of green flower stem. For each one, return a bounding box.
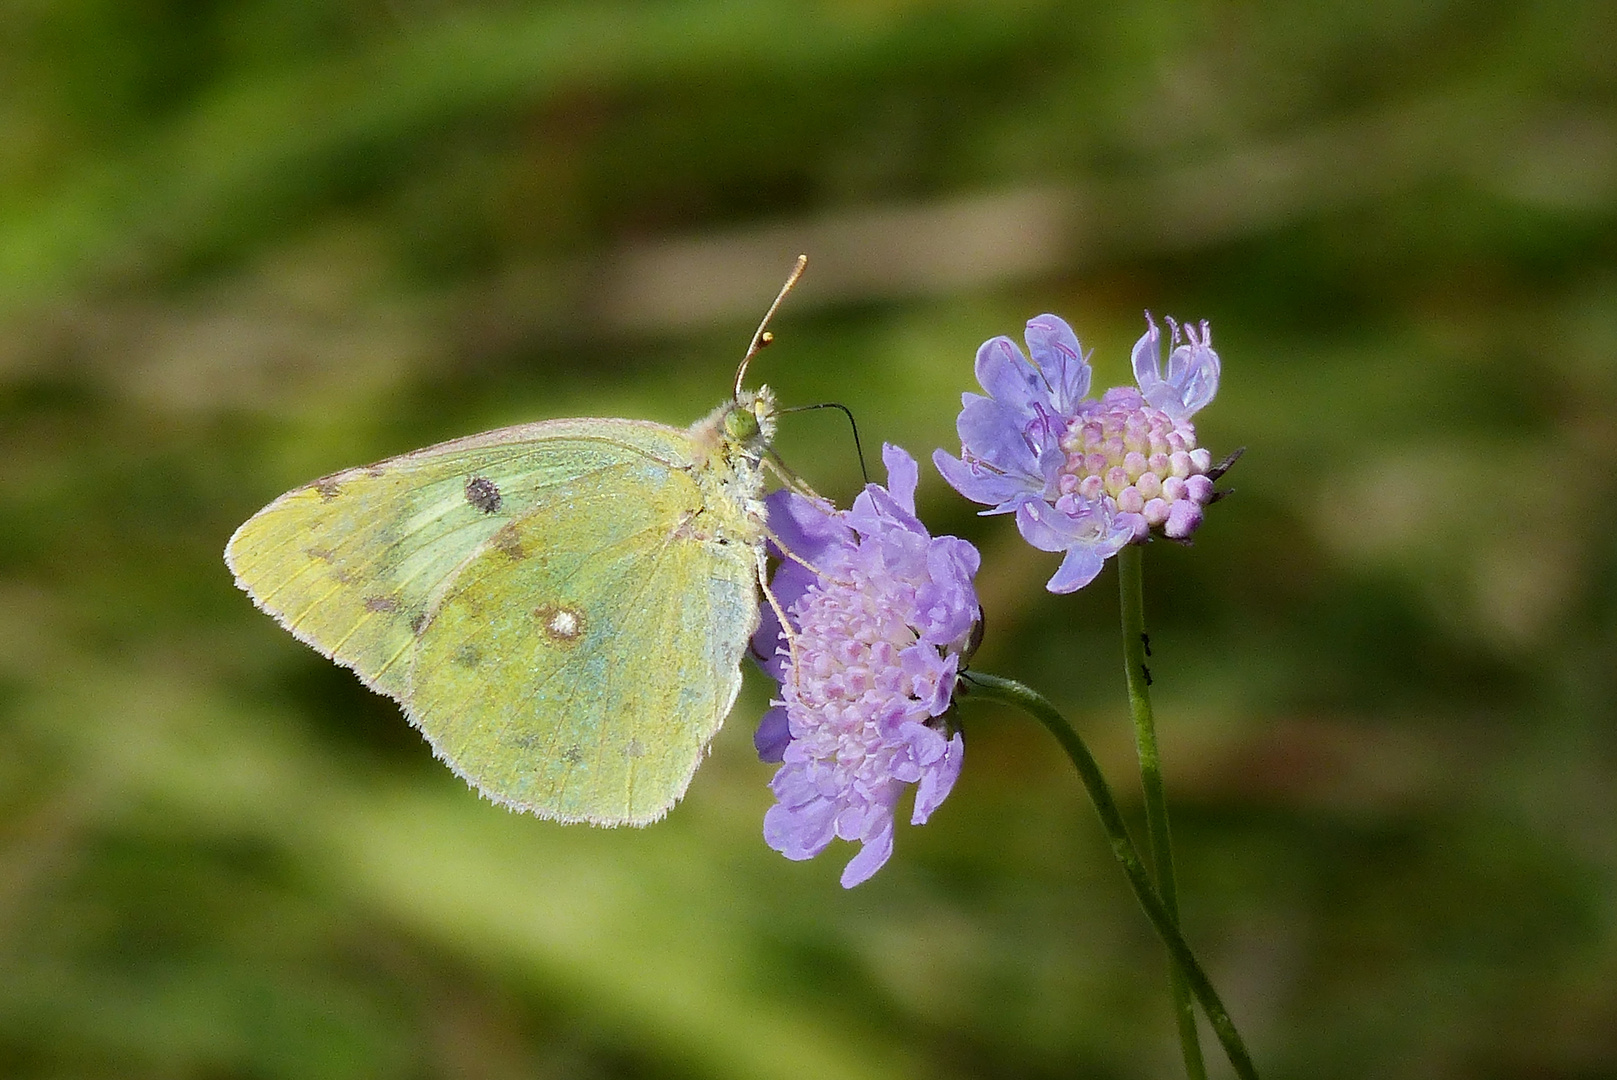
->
[1119,544,1206,1080]
[958,671,1258,1080]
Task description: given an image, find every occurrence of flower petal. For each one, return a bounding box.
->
[840,817,896,888]
[754,706,791,762]
[1014,498,1093,552]
[764,489,848,565]
[974,334,1042,409]
[1045,544,1106,593]
[1166,320,1220,418]
[881,443,919,515]
[916,537,981,646]
[1024,314,1091,414]
[955,395,1044,484]
[933,449,1036,512]
[1138,315,1220,421]
[913,732,963,824]
[1014,496,1135,593]
[848,481,925,539]
[764,793,836,860]
[900,645,958,717]
[1131,312,1164,391]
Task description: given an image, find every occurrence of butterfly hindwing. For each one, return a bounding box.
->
[407,460,760,825]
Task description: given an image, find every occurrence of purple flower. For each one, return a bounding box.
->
[754,445,980,888]
[934,313,1223,593]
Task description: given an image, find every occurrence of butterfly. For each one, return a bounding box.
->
[225,258,807,826]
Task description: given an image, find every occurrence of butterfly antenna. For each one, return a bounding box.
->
[735,254,808,399]
[782,401,869,484]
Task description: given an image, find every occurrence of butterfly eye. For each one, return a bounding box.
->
[725,406,761,443]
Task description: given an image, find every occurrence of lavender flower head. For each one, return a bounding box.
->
[754,445,979,888]
[934,313,1222,593]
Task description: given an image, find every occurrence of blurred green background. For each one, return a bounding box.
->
[3,1,1615,1077]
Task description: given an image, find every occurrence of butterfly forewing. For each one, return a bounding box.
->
[407,458,759,825]
[224,419,706,699]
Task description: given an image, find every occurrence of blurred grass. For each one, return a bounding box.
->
[3,0,1616,1077]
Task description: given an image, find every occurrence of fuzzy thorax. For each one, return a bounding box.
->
[687,386,776,542]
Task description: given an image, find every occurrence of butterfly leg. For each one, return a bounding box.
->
[763,522,859,591]
[764,454,823,500]
[755,548,807,691]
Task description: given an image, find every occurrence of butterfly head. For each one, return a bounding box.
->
[690,385,777,468]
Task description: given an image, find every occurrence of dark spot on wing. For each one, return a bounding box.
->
[409,612,430,636]
[331,568,354,584]
[364,595,399,613]
[366,464,387,478]
[306,547,335,562]
[452,643,481,668]
[533,604,585,644]
[512,732,539,749]
[492,523,525,561]
[314,477,342,500]
[465,475,502,514]
[561,745,584,765]
[624,739,646,760]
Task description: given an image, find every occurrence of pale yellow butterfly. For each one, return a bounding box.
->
[226,257,808,826]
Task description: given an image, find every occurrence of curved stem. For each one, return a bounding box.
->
[959,671,1258,1080]
[1119,545,1206,1079]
